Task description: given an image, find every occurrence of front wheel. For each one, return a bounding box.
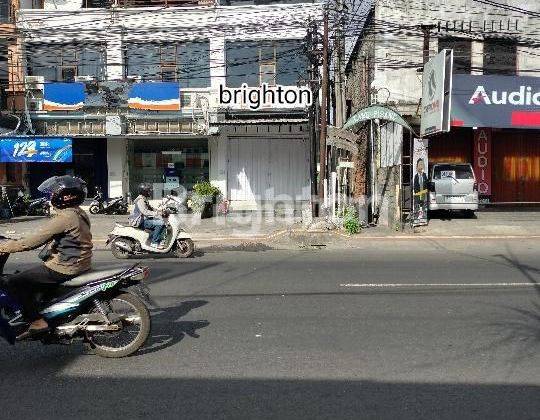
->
[174,238,194,258]
[89,293,151,358]
[89,205,100,215]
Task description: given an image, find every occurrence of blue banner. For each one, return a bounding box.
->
[0,137,72,163]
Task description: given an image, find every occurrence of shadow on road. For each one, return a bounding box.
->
[4,376,539,419]
[138,300,210,356]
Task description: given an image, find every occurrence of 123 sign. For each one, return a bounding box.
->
[0,138,72,163]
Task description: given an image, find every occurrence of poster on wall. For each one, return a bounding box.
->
[0,137,72,163]
[412,138,429,226]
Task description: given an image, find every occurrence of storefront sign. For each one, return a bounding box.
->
[43,83,86,111]
[128,82,181,111]
[421,49,453,136]
[0,137,72,163]
[473,128,492,196]
[451,75,540,128]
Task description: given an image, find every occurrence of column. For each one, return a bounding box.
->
[471,41,483,75]
[107,138,128,198]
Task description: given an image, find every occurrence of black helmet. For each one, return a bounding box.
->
[138,182,152,198]
[38,175,87,209]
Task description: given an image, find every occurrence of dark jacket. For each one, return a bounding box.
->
[414,172,429,194]
[0,207,92,275]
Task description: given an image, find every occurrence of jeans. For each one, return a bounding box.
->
[144,218,166,244]
[2,265,75,321]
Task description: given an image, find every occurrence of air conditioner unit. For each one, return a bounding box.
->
[25,75,45,90]
[27,98,43,112]
[74,75,95,82]
[126,75,142,82]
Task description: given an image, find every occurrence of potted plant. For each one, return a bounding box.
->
[191,181,221,218]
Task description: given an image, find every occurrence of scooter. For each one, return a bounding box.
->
[0,251,151,358]
[89,187,128,215]
[10,191,50,217]
[107,202,194,259]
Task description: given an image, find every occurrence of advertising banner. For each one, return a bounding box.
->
[0,137,72,163]
[451,75,540,128]
[421,49,453,136]
[43,83,86,111]
[473,128,492,198]
[412,138,429,226]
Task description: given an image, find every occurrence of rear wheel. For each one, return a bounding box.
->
[174,239,194,258]
[111,237,132,259]
[88,293,151,358]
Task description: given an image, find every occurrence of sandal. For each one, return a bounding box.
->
[16,326,50,341]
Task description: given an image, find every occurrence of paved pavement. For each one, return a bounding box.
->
[1,238,539,419]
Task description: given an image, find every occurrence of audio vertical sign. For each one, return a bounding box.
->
[473,128,492,197]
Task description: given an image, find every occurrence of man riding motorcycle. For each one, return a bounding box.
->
[0,176,92,340]
[130,183,166,249]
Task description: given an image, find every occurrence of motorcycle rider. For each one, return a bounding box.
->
[130,183,166,249]
[0,175,92,340]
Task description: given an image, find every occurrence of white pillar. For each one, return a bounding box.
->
[107,138,128,198]
[210,37,226,92]
[471,41,483,75]
[106,30,124,81]
[209,136,227,198]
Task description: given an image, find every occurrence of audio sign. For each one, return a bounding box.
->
[473,128,492,196]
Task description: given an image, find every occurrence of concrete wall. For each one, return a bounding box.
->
[371,0,540,115]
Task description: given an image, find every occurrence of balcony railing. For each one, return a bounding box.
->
[83,0,215,7]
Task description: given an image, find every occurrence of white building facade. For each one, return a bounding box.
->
[17,1,322,211]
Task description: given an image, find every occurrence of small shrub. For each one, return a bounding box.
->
[193,181,221,197]
[341,205,361,235]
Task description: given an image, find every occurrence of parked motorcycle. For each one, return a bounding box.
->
[107,198,194,259]
[0,252,151,358]
[89,187,128,215]
[10,190,50,217]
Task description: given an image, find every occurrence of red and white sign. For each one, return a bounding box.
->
[473,128,492,195]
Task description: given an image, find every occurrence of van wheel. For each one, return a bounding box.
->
[464,210,475,218]
[175,239,194,258]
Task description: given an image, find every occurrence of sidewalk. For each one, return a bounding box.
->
[1,211,539,250]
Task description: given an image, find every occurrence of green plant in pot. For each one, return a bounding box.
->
[191,181,221,218]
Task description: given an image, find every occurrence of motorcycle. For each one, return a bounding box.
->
[89,187,128,215]
[0,252,151,358]
[107,197,194,259]
[10,191,50,217]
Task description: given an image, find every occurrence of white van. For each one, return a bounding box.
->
[428,163,479,214]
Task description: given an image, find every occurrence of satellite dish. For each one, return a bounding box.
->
[0,113,20,136]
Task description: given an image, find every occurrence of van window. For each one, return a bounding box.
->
[433,164,474,180]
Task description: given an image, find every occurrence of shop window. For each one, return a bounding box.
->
[484,39,517,75]
[125,41,211,88]
[128,139,210,199]
[0,0,8,23]
[226,40,308,87]
[27,44,106,81]
[5,163,17,183]
[438,37,471,74]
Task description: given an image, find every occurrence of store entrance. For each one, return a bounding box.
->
[26,138,108,198]
[128,138,209,200]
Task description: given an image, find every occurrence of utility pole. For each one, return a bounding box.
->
[420,24,437,65]
[318,11,329,207]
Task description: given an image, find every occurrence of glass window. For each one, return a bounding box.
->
[27,44,105,81]
[0,0,9,23]
[433,164,474,180]
[125,44,160,80]
[484,39,517,75]
[178,41,211,88]
[438,37,471,74]
[226,41,259,87]
[226,40,307,87]
[276,40,307,85]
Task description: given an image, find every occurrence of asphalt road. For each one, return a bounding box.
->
[1,238,540,420]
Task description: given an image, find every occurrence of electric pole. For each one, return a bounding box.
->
[318,11,329,207]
